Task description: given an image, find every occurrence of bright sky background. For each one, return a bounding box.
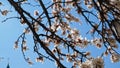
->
[0,0,120,68]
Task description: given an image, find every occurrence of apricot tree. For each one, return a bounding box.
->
[0,0,120,68]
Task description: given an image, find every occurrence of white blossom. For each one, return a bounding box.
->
[1,10,8,16]
[92,57,104,68]
[79,60,92,68]
[34,10,39,16]
[111,53,120,63]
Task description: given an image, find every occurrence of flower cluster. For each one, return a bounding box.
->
[91,38,103,48]
[110,0,120,8]
[79,57,104,68]
[92,57,104,68]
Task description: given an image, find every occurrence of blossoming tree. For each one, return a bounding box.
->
[1,0,120,68]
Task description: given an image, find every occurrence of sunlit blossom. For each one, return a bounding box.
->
[52,10,58,16]
[34,27,39,32]
[44,39,50,47]
[34,10,39,16]
[22,41,29,52]
[111,53,120,63]
[54,40,61,47]
[70,28,79,36]
[28,60,33,65]
[83,38,89,46]
[14,41,18,49]
[72,52,78,58]
[92,57,104,68]
[84,0,89,5]
[34,22,39,27]
[36,57,44,63]
[20,18,26,24]
[26,57,33,65]
[66,57,72,62]
[50,22,59,32]
[91,38,103,48]
[67,34,72,39]
[66,53,71,58]
[108,38,118,49]
[85,51,91,57]
[104,50,109,56]
[73,61,77,68]
[52,48,57,54]
[23,28,30,34]
[1,10,8,16]
[87,4,93,9]
[110,0,120,8]
[62,7,71,13]
[79,61,91,68]
[22,45,28,52]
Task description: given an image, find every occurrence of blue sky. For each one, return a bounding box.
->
[0,0,120,68]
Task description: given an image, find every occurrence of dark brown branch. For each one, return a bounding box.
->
[2,17,20,23]
[38,0,51,26]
